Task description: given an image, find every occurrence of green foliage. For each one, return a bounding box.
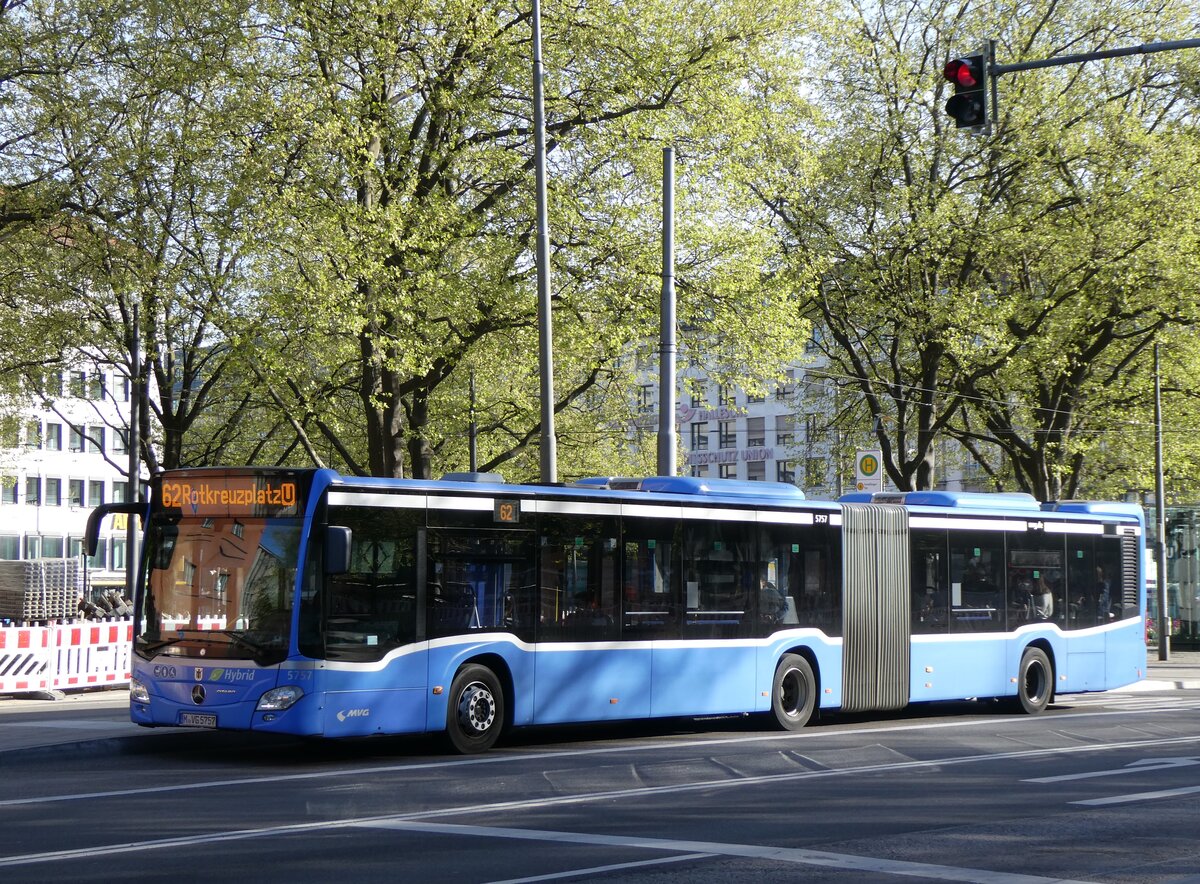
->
[2,0,1198,502]
[754,0,1200,498]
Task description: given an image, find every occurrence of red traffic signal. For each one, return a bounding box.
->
[942,53,989,129]
[943,58,979,89]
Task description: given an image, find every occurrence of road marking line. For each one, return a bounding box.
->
[486,853,714,883]
[1072,784,1200,806]
[357,819,1096,883]
[5,717,1200,809]
[0,810,1097,883]
[1025,756,1200,783]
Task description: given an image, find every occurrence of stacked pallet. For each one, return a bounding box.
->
[0,560,81,621]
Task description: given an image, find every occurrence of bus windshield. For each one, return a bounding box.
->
[136,470,309,665]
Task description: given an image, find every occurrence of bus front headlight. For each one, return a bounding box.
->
[257,685,303,711]
[129,678,150,704]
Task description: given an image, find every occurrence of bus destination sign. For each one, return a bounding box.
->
[160,474,302,518]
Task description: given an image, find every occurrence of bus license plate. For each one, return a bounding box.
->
[179,712,217,728]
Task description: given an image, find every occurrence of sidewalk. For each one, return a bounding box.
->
[1138,646,1200,691]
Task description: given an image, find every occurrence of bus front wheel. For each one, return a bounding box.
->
[1014,647,1052,715]
[446,664,505,754]
[771,653,816,731]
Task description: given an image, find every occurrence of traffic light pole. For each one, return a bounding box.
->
[990,38,1200,78]
[947,38,1200,132]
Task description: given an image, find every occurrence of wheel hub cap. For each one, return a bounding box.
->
[458,684,495,733]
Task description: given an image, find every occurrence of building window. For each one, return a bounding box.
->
[717,385,736,408]
[777,461,796,484]
[0,478,16,504]
[746,391,764,404]
[691,422,708,451]
[41,536,64,559]
[112,538,126,570]
[776,415,795,447]
[24,421,41,449]
[113,428,128,454]
[45,423,62,451]
[718,421,737,449]
[25,535,40,559]
[69,371,87,398]
[112,481,128,503]
[690,465,705,478]
[804,414,820,444]
[718,463,737,479]
[0,536,19,560]
[637,385,655,414]
[88,480,105,507]
[747,461,766,481]
[44,478,61,506]
[24,477,39,505]
[775,369,797,399]
[68,479,84,507]
[747,417,765,447]
[121,375,131,401]
[69,425,84,452]
[690,390,703,408]
[87,426,105,454]
[88,372,106,400]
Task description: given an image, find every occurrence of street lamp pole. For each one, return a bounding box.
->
[532,0,557,483]
[125,299,140,604]
[656,147,677,476]
[1154,343,1169,660]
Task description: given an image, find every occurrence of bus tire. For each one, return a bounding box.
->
[771,653,816,731]
[1014,647,1052,715]
[446,664,505,754]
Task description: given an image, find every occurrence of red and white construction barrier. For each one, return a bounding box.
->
[50,621,134,689]
[0,619,134,696]
[0,625,52,693]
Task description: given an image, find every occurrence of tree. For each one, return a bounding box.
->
[752,0,1200,497]
[243,0,814,480]
[0,1,273,478]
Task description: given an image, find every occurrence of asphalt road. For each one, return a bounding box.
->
[3,684,1200,883]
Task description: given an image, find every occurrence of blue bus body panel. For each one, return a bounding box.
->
[649,642,757,717]
[910,634,1008,701]
[535,644,652,722]
[316,650,428,736]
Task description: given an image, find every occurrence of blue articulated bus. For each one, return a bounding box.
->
[88,468,1147,753]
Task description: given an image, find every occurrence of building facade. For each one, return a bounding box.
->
[636,352,993,499]
[0,362,136,595]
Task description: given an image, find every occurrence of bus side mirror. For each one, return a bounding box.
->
[324,526,352,575]
[85,502,148,556]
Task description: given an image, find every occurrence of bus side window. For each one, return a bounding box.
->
[948,531,1005,633]
[620,516,680,639]
[683,519,754,638]
[317,506,419,661]
[538,514,619,642]
[911,529,948,634]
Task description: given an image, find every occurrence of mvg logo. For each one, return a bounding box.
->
[336,708,370,722]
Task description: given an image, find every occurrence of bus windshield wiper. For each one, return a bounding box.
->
[139,637,184,653]
[217,630,275,654]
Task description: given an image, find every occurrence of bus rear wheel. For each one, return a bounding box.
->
[446,664,505,754]
[771,653,816,731]
[1014,647,1052,715]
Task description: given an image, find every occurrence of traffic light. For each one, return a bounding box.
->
[943,52,989,130]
